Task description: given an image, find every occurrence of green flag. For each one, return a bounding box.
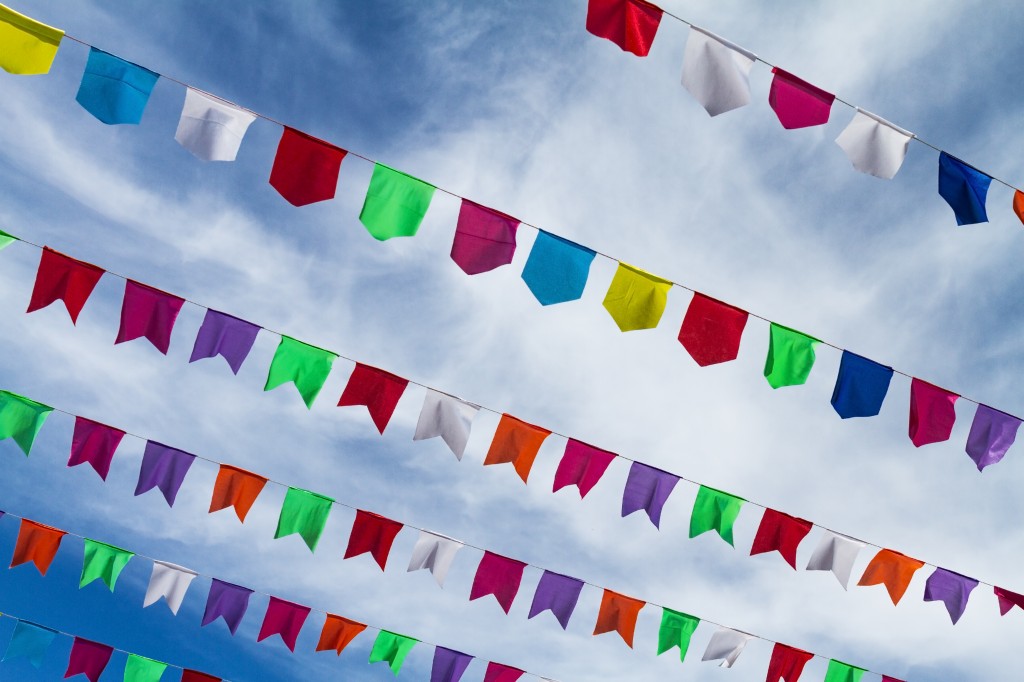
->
[0,229,15,250]
[0,390,53,455]
[123,654,167,682]
[80,539,133,591]
[824,660,866,682]
[359,163,436,240]
[689,485,745,546]
[264,335,337,408]
[764,323,819,388]
[275,487,334,552]
[368,630,418,674]
[657,608,700,661]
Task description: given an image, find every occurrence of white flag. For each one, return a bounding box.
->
[413,389,479,460]
[143,560,198,615]
[701,627,752,668]
[175,88,256,162]
[681,26,757,117]
[805,530,865,589]
[407,530,464,587]
[835,108,914,179]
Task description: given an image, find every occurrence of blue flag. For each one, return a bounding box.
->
[938,152,991,226]
[521,231,596,305]
[76,48,159,125]
[831,351,893,419]
[3,620,56,668]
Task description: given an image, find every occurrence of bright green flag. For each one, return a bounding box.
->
[0,229,15,250]
[274,487,334,552]
[657,608,700,662]
[80,539,134,591]
[264,335,337,408]
[0,390,53,455]
[368,630,418,674]
[123,654,167,682]
[824,660,866,682]
[764,323,820,388]
[689,485,745,546]
[359,163,436,241]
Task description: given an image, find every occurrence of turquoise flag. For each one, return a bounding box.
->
[3,620,56,668]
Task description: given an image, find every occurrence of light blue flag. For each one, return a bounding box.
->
[3,620,57,668]
[521,231,596,305]
[75,47,159,125]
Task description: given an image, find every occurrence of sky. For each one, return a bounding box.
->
[0,0,1022,680]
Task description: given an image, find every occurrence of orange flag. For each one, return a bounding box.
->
[316,614,367,655]
[1014,190,1024,227]
[209,465,268,523]
[593,589,645,647]
[483,414,551,483]
[11,519,67,575]
[857,548,925,605]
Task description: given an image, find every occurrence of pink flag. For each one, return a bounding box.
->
[257,596,312,652]
[909,378,959,447]
[469,551,527,614]
[552,439,616,498]
[115,280,185,354]
[483,663,525,682]
[994,586,1024,616]
[768,68,835,129]
[64,637,113,682]
[68,417,125,481]
[450,200,520,275]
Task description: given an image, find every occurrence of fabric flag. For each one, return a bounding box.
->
[0,4,63,75]
[768,68,835,129]
[621,461,679,529]
[657,608,700,662]
[689,485,745,546]
[257,596,311,651]
[0,228,14,249]
[316,614,367,654]
[181,671,220,682]
[552,439,616,498]
[209,464,268,523]
[123,654,167,682]
[681,26,757,117]
[923,567,978,625]
[275,487,334,552]
[75,48,158,125]
[749,508,813,569]
[80,539,133,591]
[994,586,1024,616]
[143,560,197,615]
[585,0,662,57]
[908,378,959,447]
[64,637,113,682]
[528,570,584,629]
[483,414,552,483]
[413,389,479,460]
[432,647,473,682]
[175,88,256,161]
[831,351,893,419]
[602,262,672,332]
[3,620,56,668]
[938,152,991,225]
[701,627,753,668]
[766,643,814,682]
[965,404,1021,471]
[593,589,645,648]
[189,309,260,374]
[202,579,253,635]
[337,363,409,434]
[264,336,338,408]
[451,200,520,275]
[835,108,914,179]
[1015,190,1024,226]
[805,530,865,590]
[857,548,925,605]
[407,530,464,587]
[68,417,125,481]
[134,441,196,507]
[0,390,53,455]
[10,518,66,575]
[764,323,819,389]
[520,231,596,305]
[27,247,104,323]
[359,163,436,240]
[268,127,346,206]
[344,510,404,570]
[115,280,185,355]
[368,630,418,674]
[823,660,866,682]
[677,293,748,367]
[483,663,525,682]
[470,551,527,614]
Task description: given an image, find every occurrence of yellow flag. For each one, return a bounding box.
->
[602,262,672,331]
[0,4,63,75]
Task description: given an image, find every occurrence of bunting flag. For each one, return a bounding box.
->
[189,309,260,375]
[10,518,66,575]
[552,439,616,498]
[830,351,893,419]
[602,262,672,331]
[528,570,584,630]
[368,630,418,674]
[483,663,525,682]
[701,627,752,668]
[0,229,14,249]
[450,200,520,275]
[994,586,1024,616]
[908,378,959,448]
[677,293,748,366]
[201,579,253,635]
[470,551,527,614]
[768,68,835,129]
[75,48,159,125]
[274,487,333,552]
[413,389,479,460]
[64,637,113,682]
[407,530,464,587]
[115,280,185,355]
[336,363,409,434]
[0,4,63,75]
[257,596,311,652]
[923,568,978,625]
[316,614,367,654]
[483,414,552,483]
[432,647,474,682]
[344,510,404,570]
[3,620,56,668]
[359,163,436,240]
[124,654,168,682]
[175,88,256,161]
[681,26,757,117]
[764,323,819,388]
[143,560,197,615]
[689,485,744,546]
[520,231,596,306]
[657,608,700,662]
[938,152,992,226]
[593,589,645,648]
[134,441,196,507]
[834,109,914,179]
[1015,190,1024,226]
[26,247,104,323]
[621,461,679,529]
[0,390,53,455]
[181,671,220,682]
[79,539,133,591]
[263,336,338,408]
[585,0,663,57]
[209,464,268,523]
[766,643,814,682]
[268,127,346,206]
[857,548,925,605]
[965,404,1021,471]
[805,530,865,590]
[68,417,125,481]
[749,508,813,569]
[824,660,866,682]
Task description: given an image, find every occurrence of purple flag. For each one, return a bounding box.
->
[924,567,978,625]
[202,578,254,635]
[68,417,125,481]
[621,461,679,529]
[134,441,196,507]
[115,280,185,355]
[189,309,261,374]
[450,200,520,275]
[64,637,113,682]
[431,646,474,682]
[965,404,1021,472]
[528,570,584,629]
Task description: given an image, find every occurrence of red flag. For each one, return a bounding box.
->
[766,643,813,682]
[585,0,663,57]
[909,378,959,447]
[343,510,403,570]
[27,247,104,323]
[677,293,748,366]
[749,508,813,569]
[337,364,409,434]
[269,127,347,206]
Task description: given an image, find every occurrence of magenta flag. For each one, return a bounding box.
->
[115,280,185,354]
[431,646,474,682]
[450,200,520,275]
[909,379,959,447]
[202,579,254,635]
[621,461,679,529]
[483,662,525,682]
[190,309,260,374]
[68,417,125,481]
[257,596,311,651]
[552,439,617,498]
[994,586,1024,615]
[134,441,196,507]
[965,404,1021,471]
[768,68,835,129]
[64,637,113,682]
[923,567,978,625]
[469,551,527,614]
[528,570,584,629]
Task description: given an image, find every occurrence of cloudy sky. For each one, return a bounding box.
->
[0,1,1022,680]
